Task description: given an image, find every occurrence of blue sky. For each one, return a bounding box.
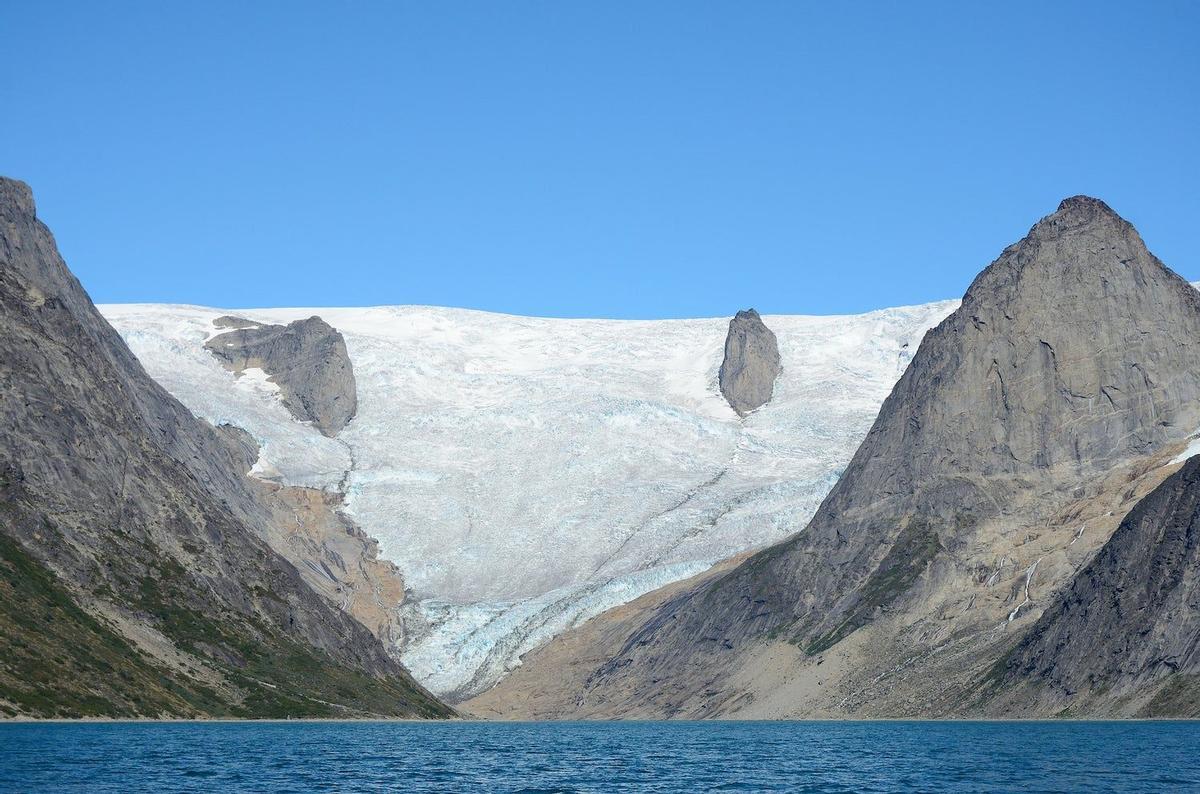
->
[2,2,1197,318]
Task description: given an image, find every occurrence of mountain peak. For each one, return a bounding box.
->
[530,196,1200,719]
[1039,194,1126,231]
[961,195,1165,313]
[0,177,36,218]
[1056,194,1112,213]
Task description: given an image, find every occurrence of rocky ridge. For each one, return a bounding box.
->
[206,315,357,436]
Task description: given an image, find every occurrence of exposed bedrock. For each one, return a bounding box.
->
[209,417,409,648]
[206,316,357,436]
[212,315,259,330]
[992,453,1200,716]
[718,309,781,416]
[213,422,260,473]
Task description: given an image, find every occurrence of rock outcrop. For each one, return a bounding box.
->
[214,422,260,472]
[212,315,259,330]
[208,419,412,648]
[206,316,357,436]
[0,177,450,718]
[255,481,413,651]
[718,309,781,416]
[467,196,1200,718]
[991,453,1200,716]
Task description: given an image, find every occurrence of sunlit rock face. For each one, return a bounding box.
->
[205,315,357,437]
[719,309,782,416]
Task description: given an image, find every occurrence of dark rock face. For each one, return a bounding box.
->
[567,196,1200,715]
[214,422,260,474]
[718,309,781,416]
[206,316,357,437]
[998,454,1200,715]
[0,177,449,718]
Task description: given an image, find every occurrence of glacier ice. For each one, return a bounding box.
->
[99,300,957,698]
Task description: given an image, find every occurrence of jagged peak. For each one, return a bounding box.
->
[0,177,36,218]
[1056,194,1114,214]
[1037,194,1128,233]
[733,308,763,323]
[959,195,1163,312]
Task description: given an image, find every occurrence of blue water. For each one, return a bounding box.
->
[2,721,1198,792]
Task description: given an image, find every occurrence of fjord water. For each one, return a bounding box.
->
[2,721,1197,792]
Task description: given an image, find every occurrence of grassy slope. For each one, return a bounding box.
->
[0,531,452,719]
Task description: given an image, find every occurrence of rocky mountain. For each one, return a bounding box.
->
[466,196,1200,719]
[205,315,357,436]
[989,452,1200,717]
[719,309,781,416]
[0,177,451,718]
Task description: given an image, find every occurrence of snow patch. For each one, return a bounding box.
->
[1170,432,1200,465]
[1007,558,1043,623]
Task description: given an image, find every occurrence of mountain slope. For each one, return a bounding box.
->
[467,196,1200,718]
[0,177,451,718]
[989,452,1200,717]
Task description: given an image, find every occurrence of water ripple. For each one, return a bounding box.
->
[1,720,1198,792]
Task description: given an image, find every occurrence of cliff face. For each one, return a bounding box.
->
[255,480,413,651]
[991,453,1200,716]
[718,309,781,416]
[206,316,357,436]
[0,177,450,718]
[209,424,413,651]
[467,196,1200,718]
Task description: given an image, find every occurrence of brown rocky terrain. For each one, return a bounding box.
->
[255,480,412,650]
[210,422,413,651]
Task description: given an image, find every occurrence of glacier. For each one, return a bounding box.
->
[99,300,957,699]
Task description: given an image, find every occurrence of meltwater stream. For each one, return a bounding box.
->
[2,720,1198,792]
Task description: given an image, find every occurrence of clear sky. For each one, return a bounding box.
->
[2,2,1197,318]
